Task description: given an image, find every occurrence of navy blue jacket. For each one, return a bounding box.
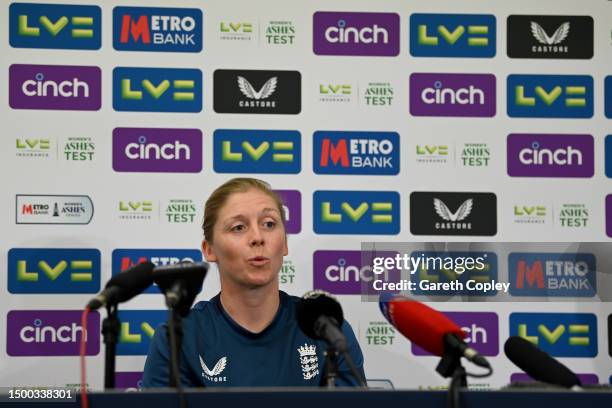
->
[143,291,365,387]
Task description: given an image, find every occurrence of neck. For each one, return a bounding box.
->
[219,282,280,334]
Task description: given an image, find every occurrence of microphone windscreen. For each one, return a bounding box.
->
[296,290,344,340]
[107,261,155,302]
[504,336,581,388]
[379,294,464,356]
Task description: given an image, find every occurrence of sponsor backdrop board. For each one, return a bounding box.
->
[1,0,611,391]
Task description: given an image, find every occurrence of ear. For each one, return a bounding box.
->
[201,240,218,262]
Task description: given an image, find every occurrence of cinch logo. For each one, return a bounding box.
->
[313,11,399,56]
[7,310,100,356]
[213,69,301,114]
[411,251,498,296]
[410,13,496,58]
[507,134,594,178]
[113,67,202,112]
[116,310,166,355]
[605,77,612,119]
[9,64,101,111]
[506,15,593,59]
[313,190,400,235]
[112,127,202,173]
[410,73,496,117]
[275,190,301,234]
[413,312,499,356]
[410,192,497,236]
[112,248,202,294]
[509,313,597,357]
[313,131,399,175]
[9,3,101,50]
[507,75,593,118]
[16,194,94,225]
[509,253,596,297]
[313,250,401,295]
[213,129,301,174]
[8,248,100,294]
[113,6,202,52]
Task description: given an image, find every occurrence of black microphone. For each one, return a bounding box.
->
[87,261,155,310]
[504,336,581,388]
[153,261,208,317]
[296,290,348,352]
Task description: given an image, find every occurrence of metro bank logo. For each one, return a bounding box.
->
[112,127,202,173]
[313,191,400,235]
[409,73,496,117]
[9,64,101,111]
[507,75,593,118]
[409,14,496,58]
[8,248,100,294]
[116,310,166,355]
[9,3,101,50]
[509,253,596,297]
[7,310,100,356]
[113,67,202,112]
[313,131,399,175]
[507,134,594,178]
[213,129,301,174]
[510,313,597,357]
[112,248,202,294]
[313,11,399,56]
[113,6,202,52]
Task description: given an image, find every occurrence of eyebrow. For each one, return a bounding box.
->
[221,208,280,226]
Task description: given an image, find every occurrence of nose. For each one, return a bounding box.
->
[249,226,264,247]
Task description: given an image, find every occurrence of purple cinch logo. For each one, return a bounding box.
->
[507,134,594,178]
[412,312,499,356]
[112,127,202,173]
[9,64,101,110]
[313,12,399,56]
[409,73,496,117]
[6,310,100,356]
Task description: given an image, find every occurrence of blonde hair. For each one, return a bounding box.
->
[202,178,286,243]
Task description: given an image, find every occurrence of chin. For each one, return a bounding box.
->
[243,274,278,288]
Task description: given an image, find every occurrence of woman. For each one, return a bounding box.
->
[143,178,365,387]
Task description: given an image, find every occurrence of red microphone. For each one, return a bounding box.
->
[379,294,490,368]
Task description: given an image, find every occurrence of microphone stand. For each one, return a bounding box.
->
[102,303,120,389]
[321,346,339,388]
[436,346,467,408]
[167,306,183,388]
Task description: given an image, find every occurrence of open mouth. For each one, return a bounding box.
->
[248,256,269,266]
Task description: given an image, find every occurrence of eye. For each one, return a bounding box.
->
[263,220,276,229]
[230,223,246,232]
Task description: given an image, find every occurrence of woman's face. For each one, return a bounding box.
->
[202,188,288,289]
